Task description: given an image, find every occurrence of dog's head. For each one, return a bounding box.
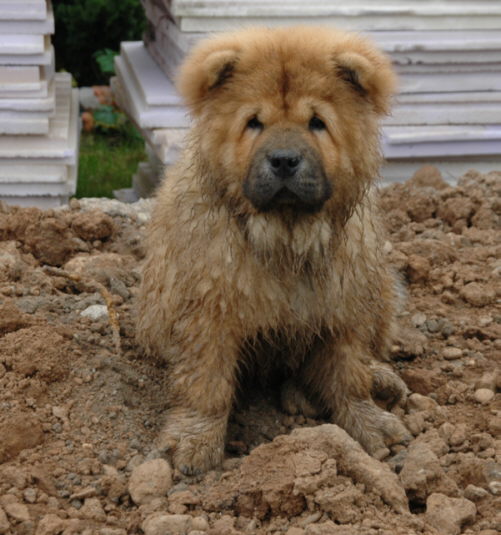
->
[177,27,396,220]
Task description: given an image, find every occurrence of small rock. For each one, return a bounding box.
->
[475,371,498,391]
[399,443,458,503]
[126,454,144,472]
[400,368,443,396]
[128,459,172,505]
[23,488,37,504]
[460,282,495,307]
[474,388,495,404]
[425,493,476,535]
[4,502,30,522]
[190,517,209,531]
[488,416,501,436]
[142,513,192,535]
[407,254,431,283]
[425,318,440,333]
[404,412,426,436]
[488,481,501,495]
[443,347,463,360]
[407,393,438,413]
[69,486,96,501]
[80,304,108,321]
[71,210,114,242]
[409,165,448,190]
[79,497,106,521]
[0,507,9,534]
[286,528,306,535]
[35,514,66,535]
[449,424,467,447]
[464,484,489,502]
[411,312,427,328]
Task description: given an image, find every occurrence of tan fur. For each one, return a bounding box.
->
[136,26,410,474]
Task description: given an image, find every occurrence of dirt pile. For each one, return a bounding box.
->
[0,169,499,534]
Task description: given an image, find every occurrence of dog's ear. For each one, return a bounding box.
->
[177,46,239,114]
[334,49,396,115]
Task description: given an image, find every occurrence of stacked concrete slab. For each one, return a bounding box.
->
[0,0,80,207]
[115,0,501,194]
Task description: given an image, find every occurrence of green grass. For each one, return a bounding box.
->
[76,127,146,198]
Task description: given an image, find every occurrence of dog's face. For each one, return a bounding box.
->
[178,27,396,219]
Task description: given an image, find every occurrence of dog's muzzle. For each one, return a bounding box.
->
[244,147,332,213]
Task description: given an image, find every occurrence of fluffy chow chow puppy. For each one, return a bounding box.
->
[136,26,411,474]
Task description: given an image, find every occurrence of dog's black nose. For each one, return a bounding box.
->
[267,150,303,179]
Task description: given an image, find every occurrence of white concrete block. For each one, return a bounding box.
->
[372,29,501,52]
[120,42,182,106]
[0,164,67,184]
[398,71,501,94]
[177,5,501,32]
[0,74,80,164]
[0,0,47,21]
[143,40,179,82]
[114,56,190,128]
[143,0,201,55]
[0,34,45,55]
[0,194,71,208]
[0,161,77,196]
[0,1,54,34]
[0,40,53,66]
[397,92,501,104]
[0,53,54,96]
[0,78,55,111]
[0,111,49,135]
[0,65,39,85]
[386,102,501,126]
[384,125,501,144]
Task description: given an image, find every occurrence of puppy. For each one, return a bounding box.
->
[136,26,410,474]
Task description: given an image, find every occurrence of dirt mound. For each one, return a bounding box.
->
[0,170,499,534]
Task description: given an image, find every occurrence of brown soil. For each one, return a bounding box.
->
[0,168,499,535]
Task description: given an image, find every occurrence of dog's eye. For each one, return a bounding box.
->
[247,116,263,130]
[309,116,326,131]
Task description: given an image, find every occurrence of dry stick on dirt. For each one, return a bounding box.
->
[43,266,122,356]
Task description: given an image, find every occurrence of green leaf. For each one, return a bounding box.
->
[94,48,118,75]
[93,105,121,127]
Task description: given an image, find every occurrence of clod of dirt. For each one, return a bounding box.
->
[0,241,23,283]
[425,493,476,535]
[34,514,67,535]
[0,507,9,532]
[399,442,458,504]
[141,513,194,535]
[203,424,408,520]
[0,326,70,382]
[408,165,448,190]
[460,282,496,307]
[0,412,44,463]
[71,210,114,242]
[3,501,30,523]
[128,459,173,505]
[0,301,30,335]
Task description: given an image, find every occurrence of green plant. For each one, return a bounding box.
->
[93,48,118,76]
[77,126,146,198]
[53,0,145,85]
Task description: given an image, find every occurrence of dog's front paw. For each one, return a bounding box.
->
[370,362,409,408]
[157,410,226,475]
[173,434,225,476]
[338,400,411,460]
